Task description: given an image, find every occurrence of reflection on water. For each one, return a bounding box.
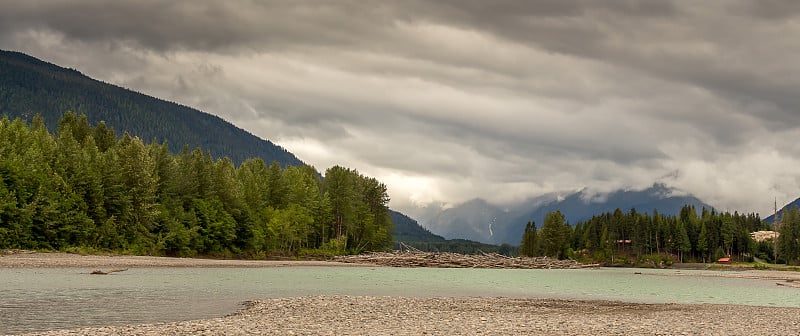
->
[0,267,796,334]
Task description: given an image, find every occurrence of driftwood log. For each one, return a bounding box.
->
[90,268,129,275]
[333,251,597,269]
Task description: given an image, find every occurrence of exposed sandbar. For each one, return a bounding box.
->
[0,250,356,269]
[14,295,800,336]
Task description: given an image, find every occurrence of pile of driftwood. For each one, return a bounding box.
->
[333,250,596,269]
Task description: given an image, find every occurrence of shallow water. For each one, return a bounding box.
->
[1,267,796,334]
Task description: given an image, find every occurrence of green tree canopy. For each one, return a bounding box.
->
[0,113,394,257]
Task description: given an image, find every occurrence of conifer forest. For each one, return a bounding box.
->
[0,113,393,257]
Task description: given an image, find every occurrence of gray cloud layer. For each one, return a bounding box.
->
[2,1,799,215]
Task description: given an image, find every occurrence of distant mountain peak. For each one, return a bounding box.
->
[763,197,800,223]
[411,183,713,245]
[577,183,679,203]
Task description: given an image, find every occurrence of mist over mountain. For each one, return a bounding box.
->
[410,183,714,245]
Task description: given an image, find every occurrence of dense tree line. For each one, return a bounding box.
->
[0,113,393,257]
[521,206,776,264]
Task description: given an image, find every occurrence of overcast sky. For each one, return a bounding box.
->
[2,1,799,216]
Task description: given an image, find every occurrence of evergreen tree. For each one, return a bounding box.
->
[520,221,538,257]
[778,207,800,264]
[92,121,116,152]
[697,221,709,263]
[720,213,734,257]
[540,211,570,259]
[675,219,691,263]
[115,134,158,249]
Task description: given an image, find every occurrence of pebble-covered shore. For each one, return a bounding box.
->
[0,250,356,268]
[13,295,800,336]
[4,251,800,335]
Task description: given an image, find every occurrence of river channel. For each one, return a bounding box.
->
[1,267,797,334]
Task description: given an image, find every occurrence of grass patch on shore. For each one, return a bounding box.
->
[705,261,800,272]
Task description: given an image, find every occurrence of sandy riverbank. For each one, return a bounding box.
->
[0,250,357,269]
[636,267,800,287]
[13,295,800,336]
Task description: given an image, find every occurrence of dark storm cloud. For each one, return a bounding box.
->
[0,0,403,52]
[1,0,798,213]
[402,1,792,136]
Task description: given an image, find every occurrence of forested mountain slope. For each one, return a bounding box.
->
[763,197,800,224]
[390,210,445,243]
[0,50,452,249]
[0,50,302,166]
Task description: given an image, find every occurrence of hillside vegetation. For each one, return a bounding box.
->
[0,50,302,167]
[0,113,392,257]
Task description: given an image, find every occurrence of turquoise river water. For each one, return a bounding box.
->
[1,267,798,334]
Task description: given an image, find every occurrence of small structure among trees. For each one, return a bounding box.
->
[519,206,769,265]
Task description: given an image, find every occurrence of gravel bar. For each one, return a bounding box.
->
[12,295,800,336]
[0,250,357,268]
